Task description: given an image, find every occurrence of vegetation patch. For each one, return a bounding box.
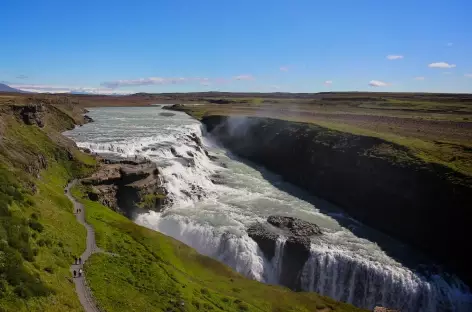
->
[0,102,96,311]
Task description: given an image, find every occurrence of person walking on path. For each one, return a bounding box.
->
[73,270,77,278]
[66,180,101,312]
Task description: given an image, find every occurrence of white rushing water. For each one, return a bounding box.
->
[65,106,472,312]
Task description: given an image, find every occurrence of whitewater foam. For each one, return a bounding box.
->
[65,106,472,312]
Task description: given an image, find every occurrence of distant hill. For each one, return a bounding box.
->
[0,83,27,93]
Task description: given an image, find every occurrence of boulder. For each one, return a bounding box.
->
[83,115,94,123]
[188,133,203,147]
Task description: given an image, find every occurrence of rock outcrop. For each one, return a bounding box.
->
[247,215,322,290]
[83,159,167,216]
[267,215,322,237]
[25,154,49,178]
[203,115,472,287]
[83,115,94,123]
[18,103,46,127]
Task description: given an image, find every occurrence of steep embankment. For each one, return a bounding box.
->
[201,115,472,287]
[0,102,96,311]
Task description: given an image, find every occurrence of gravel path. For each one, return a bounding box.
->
[66,180,102,312]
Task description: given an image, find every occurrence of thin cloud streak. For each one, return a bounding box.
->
[368,80,389,87]
[9,83,133,95]
[415,76,425,80]
[428,62,456,69]
[386,55,403,60]
[324,80,333,85]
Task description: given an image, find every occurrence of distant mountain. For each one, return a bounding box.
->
[0,83,28,93]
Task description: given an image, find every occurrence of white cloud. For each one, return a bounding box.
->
[465,74,472,78]
[100,77,209,88]
[414,76,425,80]
[447,42,453,47]
[10,84,133,95]
[386,55,404,60]
[428,62,456,69]
[324,80,333,85]
[368,80,389,87]
[279,66,289,72]
[233,74,254,81]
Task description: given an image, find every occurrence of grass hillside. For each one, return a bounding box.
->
[0,103,96,311]
[72,184,365,312]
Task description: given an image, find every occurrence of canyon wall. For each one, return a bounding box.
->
[201,115,472,287]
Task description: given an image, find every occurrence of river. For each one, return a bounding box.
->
[64,106,472,312]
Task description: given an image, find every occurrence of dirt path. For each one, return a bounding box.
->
[66,180,102,312]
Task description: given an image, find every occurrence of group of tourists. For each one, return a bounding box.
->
[73,257,83,278]
[73,268,83,278]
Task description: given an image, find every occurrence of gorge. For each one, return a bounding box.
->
[64,106,472,312]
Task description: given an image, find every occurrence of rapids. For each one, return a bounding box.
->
[64,106,472,312]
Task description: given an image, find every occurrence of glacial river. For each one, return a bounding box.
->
[64,106,472,312]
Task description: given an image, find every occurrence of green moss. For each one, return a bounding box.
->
[71,184,365,312]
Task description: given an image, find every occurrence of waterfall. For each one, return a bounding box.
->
[268,236,287,284]
[300,244,471,312]
[65,107,472,312]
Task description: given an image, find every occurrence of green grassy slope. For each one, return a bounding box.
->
[71,184,365,312]
[0,104,96,312]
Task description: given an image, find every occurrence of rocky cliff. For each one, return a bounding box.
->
[202,115,472,287]
[82,158,167,217]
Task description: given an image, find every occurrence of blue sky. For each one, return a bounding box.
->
[1,0,471,94]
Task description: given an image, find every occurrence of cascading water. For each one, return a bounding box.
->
[267,236,287,284]
[65,106,472,312]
